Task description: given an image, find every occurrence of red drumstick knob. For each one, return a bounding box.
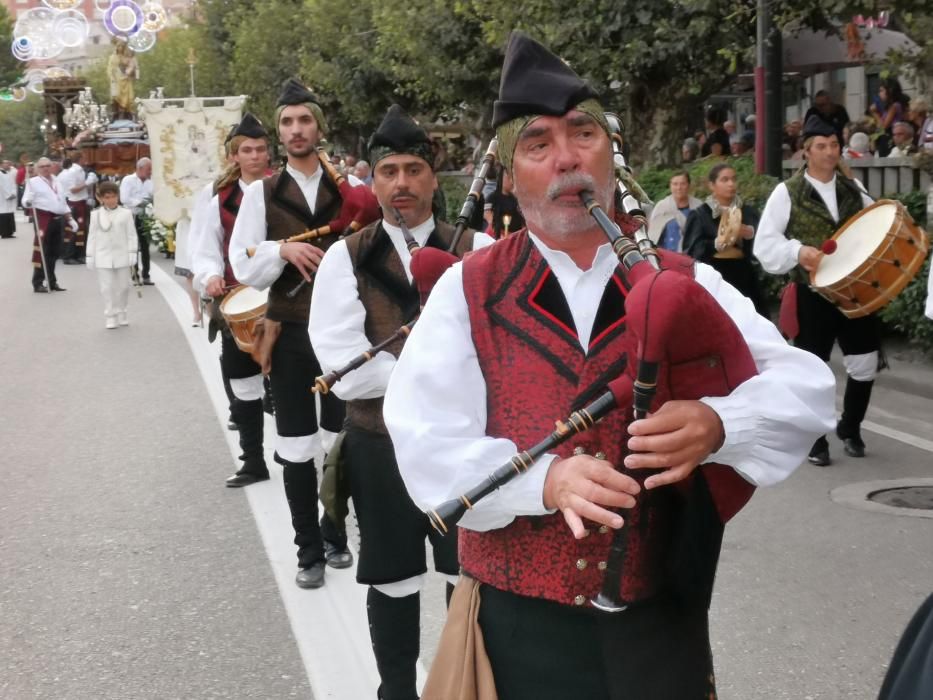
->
[821,239,838,255]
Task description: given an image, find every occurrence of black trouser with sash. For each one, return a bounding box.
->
[32,213,63,289]
[270,322,347,567]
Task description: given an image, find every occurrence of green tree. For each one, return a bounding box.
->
[0,97,47,160]
[0,4,19,88]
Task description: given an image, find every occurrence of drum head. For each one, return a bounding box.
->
[221,285,268,315]
[813,203,897,287]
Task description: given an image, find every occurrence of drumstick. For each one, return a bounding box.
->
[245,225,333,258]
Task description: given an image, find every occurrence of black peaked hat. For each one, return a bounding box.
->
[276,77,319,107]
[231,112,268,140]
[367,104,433,167]
[492,31,600,128]
[802,114,836,140]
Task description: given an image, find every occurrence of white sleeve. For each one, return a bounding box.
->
[22,180,33,207]
[695,263,836,486]
[119,177,136,209]
[752,183,802,275]
[229,180,287,290]
[472,231,496,249]
[192,195,226,294]
[385,263,557,533]
[309,240,397,400]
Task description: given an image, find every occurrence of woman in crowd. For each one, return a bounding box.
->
[869,78,909,156]
[682,162,766,315]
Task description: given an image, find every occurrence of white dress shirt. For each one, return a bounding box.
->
[23,176,72,216]
[309,217,494,401]
[119,173,153,215]
[925,261,933,321]
[60,164,88,202]
[754,172,873,275]
[192,180,246,293]
[384,235,837,532]
[229,164,362,290]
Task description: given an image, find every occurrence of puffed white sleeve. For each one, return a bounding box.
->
[229,180,287,290]
[384,263,558,532]
[695,263,836,486]
[309,240,397,400]
[191,195,226,294]
[753,183,801,275]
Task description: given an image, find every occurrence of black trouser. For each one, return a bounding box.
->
[32,217,63,289]
[269,322,347,565]
[478,586,715,700]
[134,215,150,279]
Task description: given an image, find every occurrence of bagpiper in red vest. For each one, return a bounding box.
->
[459,232,755,610]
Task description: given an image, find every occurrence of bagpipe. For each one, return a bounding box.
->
[427,115,760,612]
[312,205,465,395]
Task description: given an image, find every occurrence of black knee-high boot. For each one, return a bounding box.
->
[837,377,873,456]
[280,458,325,568]
[367,588,420,700]
[234,399,267,476]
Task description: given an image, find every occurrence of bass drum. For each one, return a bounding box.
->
[811,199,929,318]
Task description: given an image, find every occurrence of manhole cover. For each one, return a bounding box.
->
[868,487,933,510]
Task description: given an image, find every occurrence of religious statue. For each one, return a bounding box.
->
[108,40,140,120]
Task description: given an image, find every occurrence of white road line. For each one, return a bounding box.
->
[861,419,933,454]
[150,264,383,699]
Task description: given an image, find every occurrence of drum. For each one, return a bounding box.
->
[219,285,268,353]
[811,199,929,318]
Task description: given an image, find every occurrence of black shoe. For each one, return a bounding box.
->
[324,541,354,569]
[227,416,238,431]
[62,258,81,265]
[33,286,49,293]
[807,436,831,466]
[50,284,66,292]
[225,470,270,488]
[142,278,154,286]
[836,426,866,458]
[295,561,326,589]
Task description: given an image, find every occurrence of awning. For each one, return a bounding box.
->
[782,25,918,75]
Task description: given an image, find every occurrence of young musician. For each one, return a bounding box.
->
[384,32,835,699]
[754,115,875,465]
[310,105,491,700]
[193,113,272,487]
[229,78,377,589]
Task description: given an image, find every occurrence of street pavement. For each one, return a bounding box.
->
[1,210,931,699]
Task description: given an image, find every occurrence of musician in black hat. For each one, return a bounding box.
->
[384,31,834,699]
[192,112,272,488]
[755,114,876,466]
[229,78,375,589]
[310,104,492,700]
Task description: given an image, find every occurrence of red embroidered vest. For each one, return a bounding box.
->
[217,183,243,288]
[459,233,755,609]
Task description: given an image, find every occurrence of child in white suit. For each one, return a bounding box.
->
[86,182,139,329]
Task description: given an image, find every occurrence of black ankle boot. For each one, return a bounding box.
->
[808,435,831,466]
[367,588,420,700]
[225,399,268,486]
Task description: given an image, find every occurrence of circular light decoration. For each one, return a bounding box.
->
[41,0,82,10]
[13,8,63,60]
[12,86,28,102]
[141,2,167,32]
[11,37,34,62]
[95,0,113,11]
[104,0,144,38]
[53,10,89,49]
[127,29,156,53]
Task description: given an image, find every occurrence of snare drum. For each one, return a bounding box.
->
[219,285,269,353]
[811,199,929,318]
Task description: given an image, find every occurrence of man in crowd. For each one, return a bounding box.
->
[0,160,17,239]
[646,171,701,252]
[59,151,90,264]
[804,90,851,145]
[755,115,875,466]
[888,121,918,157]
[385,31,834,699]
[311,103,492,700]
[192,113,272,488]
[23,157,77,293]
[120,157,154,285]
[230,78,375,589]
